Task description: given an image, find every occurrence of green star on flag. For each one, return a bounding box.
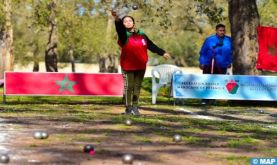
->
[56,75,77,93]
[268,44,277,57]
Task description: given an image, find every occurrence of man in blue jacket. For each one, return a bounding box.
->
[199,24,233,104]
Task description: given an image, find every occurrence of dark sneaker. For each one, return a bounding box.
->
[124,107,133,115]
[132,106,140,116]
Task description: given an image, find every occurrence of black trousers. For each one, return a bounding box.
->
[122,69,146,107]
[202,65,227,74]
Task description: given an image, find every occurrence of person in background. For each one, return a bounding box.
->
[199,24,233,105]
[111,10,171,116]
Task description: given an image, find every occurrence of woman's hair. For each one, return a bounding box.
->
[122,16,135,24]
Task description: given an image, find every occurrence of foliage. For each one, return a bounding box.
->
[194,0,226,24]
[128,0,214,66]
[258,0,277,27]
[33,0,52,27]
[0,2,4,30]
[1,0,276,70]
[12,1,47,66]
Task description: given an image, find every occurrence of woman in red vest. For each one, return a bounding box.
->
[112,11,171,116]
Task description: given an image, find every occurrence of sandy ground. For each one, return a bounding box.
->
[1,105,276,165]
[0,120,231,165]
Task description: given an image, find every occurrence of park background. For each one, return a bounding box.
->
[0,0,276,76]
[0,0,277,165]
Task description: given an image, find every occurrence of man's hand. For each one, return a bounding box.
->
[163,52,171,60]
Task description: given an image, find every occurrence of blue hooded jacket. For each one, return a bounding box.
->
[199,34,233,68]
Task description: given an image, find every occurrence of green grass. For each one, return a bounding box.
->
[207,152,251,164]
[227,137,260,148]
[0,81,277,164]
[183,136,209,145]
[225,155,250,165]
[132,135,152,143]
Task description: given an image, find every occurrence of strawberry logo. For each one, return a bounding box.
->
[226,80,239,94]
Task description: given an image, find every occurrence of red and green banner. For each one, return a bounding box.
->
[256,26,277,72]
[4,72,124,96]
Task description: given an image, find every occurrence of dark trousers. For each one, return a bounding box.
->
[122,69,146,107]
[202,65,227,74]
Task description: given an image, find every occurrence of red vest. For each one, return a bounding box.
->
[119,32,148,71]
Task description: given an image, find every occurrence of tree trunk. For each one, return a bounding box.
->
[99,54,118,73]
[228,0,260,75]
[174,56,187,67]
[45,0,58,72]
[69,49,75,72]
[0,0,14,79]
[33,38,40,72]
[33,59,39,72]
[99,9,119,73]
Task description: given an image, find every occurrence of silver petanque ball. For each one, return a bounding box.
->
[33,131,43,139]
[259,110,264,114]
[132,4,139,10]
[173,134,182,143]
[41,132,49,139]
[125,119,132,126]
[122,154,134,164]
[0,154,10,164]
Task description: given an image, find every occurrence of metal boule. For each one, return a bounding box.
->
[83,144,95,153]
[0,154,9,164]
[41,132,49,139]
[259,110,264,114]
[33,131,43,139]
[132,4,139,10]
[173,134,182,143]
[122,154,134,164]
[125,119,132,126]
[28,159,41,164]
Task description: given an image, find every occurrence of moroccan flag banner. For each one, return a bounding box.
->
[256,26,277,72]
[4,72,124,96]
